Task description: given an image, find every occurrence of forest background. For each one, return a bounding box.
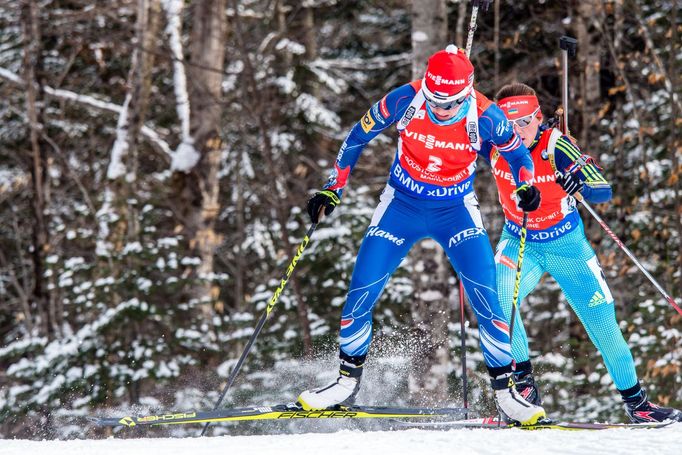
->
[0,0,680,440]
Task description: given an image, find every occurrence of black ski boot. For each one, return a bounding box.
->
[621,383,682,423]
[514,361,542,406]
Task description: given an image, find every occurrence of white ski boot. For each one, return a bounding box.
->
[298,360,362,410]
[491,372,547,425]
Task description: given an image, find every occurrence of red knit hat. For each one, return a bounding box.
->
[422,44,474,103]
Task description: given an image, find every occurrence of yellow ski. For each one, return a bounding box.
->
[90,404,469,427]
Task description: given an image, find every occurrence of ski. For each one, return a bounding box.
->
[90,403,469,428]
[392,416,675,431]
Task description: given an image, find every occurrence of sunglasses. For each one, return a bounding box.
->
[425,95,468,111]
[510,107,541,128]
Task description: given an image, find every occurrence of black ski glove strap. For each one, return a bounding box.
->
[555,171,584,196]
[307,190,341,223]
[515,184,541,212]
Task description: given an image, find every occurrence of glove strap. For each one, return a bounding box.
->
[514,183,531,195]
[320,190,340,206]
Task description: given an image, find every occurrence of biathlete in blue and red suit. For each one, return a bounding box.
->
[298,45,546,426]
[483,82,682,424]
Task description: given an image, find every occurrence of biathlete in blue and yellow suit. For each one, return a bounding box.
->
[485,82,681,423]
[298,46,546,425]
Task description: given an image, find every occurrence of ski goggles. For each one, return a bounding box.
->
[509,106,541,128]
[422,79,473,110]
[425,93,468,110]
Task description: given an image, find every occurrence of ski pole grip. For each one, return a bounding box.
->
[471,0,493,11]
[559,36,577,56]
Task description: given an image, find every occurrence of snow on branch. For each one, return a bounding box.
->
[296,93,340,130]
[162,0,200,173]
[0,66,172,157]
[107,93,131,180]
[0,67,22,84]
[308,53,411,71]
[306,65,347,95]
[275,38,306,56]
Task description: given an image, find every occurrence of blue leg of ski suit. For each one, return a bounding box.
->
[494,222,638,390]
[339,185,513,369]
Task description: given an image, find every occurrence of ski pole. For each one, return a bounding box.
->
[575,194,682,316]
[458,280,468,418]
[508,212,528,363]
[465,0,493,57]
[559,36,577,136]
[459,0,492,416]
[200,222,318,436]
[556,36,681,316]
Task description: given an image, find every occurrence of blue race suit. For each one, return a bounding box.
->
[484,125,638,390]
[325,81,536,370]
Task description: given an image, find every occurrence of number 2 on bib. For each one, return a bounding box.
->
[426,155,442,173]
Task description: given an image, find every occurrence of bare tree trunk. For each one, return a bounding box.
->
[408,0,450,405]
[411,0,447,76]
[300,5,318,97]
[455,0,467,48]
[172,0,227,319]
[609,0,626,257]
[303,7,317,61]
[123,0,161,236]
[21,0,56,339]
[101,0,161,315]
[276,0,291,69]
[575,0,601,147]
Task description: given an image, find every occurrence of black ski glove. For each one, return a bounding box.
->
[515,184,541,212]
[555,171,584,196]
[307,190,341,223]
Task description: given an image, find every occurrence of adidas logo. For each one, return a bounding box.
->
[588,291,607,307]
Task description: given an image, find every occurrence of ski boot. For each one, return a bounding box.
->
[621,384,682,423]
[490,365,547,426]
[298,357,363,410]
[514,361,542,406]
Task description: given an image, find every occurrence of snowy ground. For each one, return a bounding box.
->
[3,425,682,455]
